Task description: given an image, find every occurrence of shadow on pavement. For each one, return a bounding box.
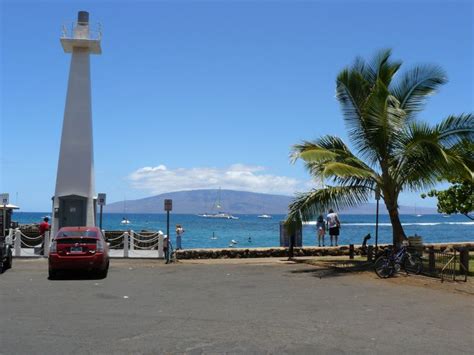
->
[49,270,107,281]
[289,258,374,279]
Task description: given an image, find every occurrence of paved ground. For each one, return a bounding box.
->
[0,258,472,354]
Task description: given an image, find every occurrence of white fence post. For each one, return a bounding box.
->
[129,230,135,251]
[158,234,164,258]
[14,228,21,256]
[6,228,13,245]
[44,231,50,257]
[123,232,129,258]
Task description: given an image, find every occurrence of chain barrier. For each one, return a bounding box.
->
[132,242,159,250]
[19,231,44,240]
[133,231,160,239]
[106,232,127,242]
[21,241,40,248]
[130,235,160,244]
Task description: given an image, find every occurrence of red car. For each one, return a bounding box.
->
[48,226,109,279]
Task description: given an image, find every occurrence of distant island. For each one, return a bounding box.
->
[103,189,438,215]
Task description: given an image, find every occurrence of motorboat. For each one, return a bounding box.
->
[258,214,272,219]
[121,218,130,225]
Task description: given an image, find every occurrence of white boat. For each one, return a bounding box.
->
[121,218,130,225]
[198,188,239,220]
[199,212,239,220]
[258,214,272,219]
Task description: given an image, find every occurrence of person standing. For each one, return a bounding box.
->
[175,224,184,250]
[316,215,326,247]
[39,217,50,255]
[326,209,341,247]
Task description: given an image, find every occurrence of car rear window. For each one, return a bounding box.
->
[57,231,98,238]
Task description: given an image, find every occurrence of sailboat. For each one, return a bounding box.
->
[414,203,422,217]
[120,197,131,224]
[198,188,239,220]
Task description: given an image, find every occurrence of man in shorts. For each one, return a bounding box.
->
[326,209,341,247]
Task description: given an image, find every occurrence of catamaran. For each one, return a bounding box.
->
[198,188,239,220]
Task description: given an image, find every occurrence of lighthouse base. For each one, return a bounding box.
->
[52,195,96,236]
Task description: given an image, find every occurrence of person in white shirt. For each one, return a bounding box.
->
[326,209,341,246]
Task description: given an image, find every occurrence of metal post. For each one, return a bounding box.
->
[460,247,469,277]
[349,244,354,259]
[166,210,170,247]
[99,204,103,230]
[428,246,435,273]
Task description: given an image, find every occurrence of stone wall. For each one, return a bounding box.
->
[175,243,473,259]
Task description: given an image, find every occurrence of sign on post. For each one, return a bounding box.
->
[164,199,172,212]
[1,193,9,205]
[98,193,106,206]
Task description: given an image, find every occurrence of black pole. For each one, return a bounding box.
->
[166,210,170,244]
[99,205,103,230]
[375,198,379,250]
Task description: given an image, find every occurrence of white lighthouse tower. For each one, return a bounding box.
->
[52,11,102,236]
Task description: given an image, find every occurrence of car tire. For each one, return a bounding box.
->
[5,250,12,270]
[97,262,109,279]
[48,269,57,280]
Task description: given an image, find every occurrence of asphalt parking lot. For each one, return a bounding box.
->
[0,258,473,354]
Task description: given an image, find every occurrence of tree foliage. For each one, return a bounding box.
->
[422,179,473,220]
[287,49,474,245]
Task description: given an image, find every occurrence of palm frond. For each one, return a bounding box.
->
[286,186,372,222]
[394,121,473,190]
[436,113,474,148]
[391,64,447,119]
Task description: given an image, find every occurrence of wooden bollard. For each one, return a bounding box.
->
[460,247,469,276]
[428,246,435,273]
[349,244,354,259]
[367,245,373,262]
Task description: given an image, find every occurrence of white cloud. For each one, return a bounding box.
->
[128,164,314,195]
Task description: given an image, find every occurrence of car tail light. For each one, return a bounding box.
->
[96,239,105,252]
[50,240,57,253]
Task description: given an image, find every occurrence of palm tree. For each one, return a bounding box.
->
[287,49,473,246]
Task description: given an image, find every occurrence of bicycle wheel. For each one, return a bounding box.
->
[374,256,393,278]
[404,254,423,275]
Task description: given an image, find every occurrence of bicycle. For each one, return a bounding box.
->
[374,241,423,278]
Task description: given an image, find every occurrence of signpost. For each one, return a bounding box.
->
[98,193,106,231]
[164,199,172,242]
[164,199,172,263]
[1,193,9,237]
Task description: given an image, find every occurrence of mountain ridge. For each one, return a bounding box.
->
[104,189,438,215]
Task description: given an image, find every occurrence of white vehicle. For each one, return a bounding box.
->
[258,214,272,219]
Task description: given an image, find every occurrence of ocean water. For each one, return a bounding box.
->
[14,212,473,249]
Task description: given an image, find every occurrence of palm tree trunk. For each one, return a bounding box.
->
[387,205,406,246]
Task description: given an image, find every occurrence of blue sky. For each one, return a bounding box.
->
[1,0,473,211]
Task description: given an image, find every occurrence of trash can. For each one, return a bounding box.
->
[280,221,302,247]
